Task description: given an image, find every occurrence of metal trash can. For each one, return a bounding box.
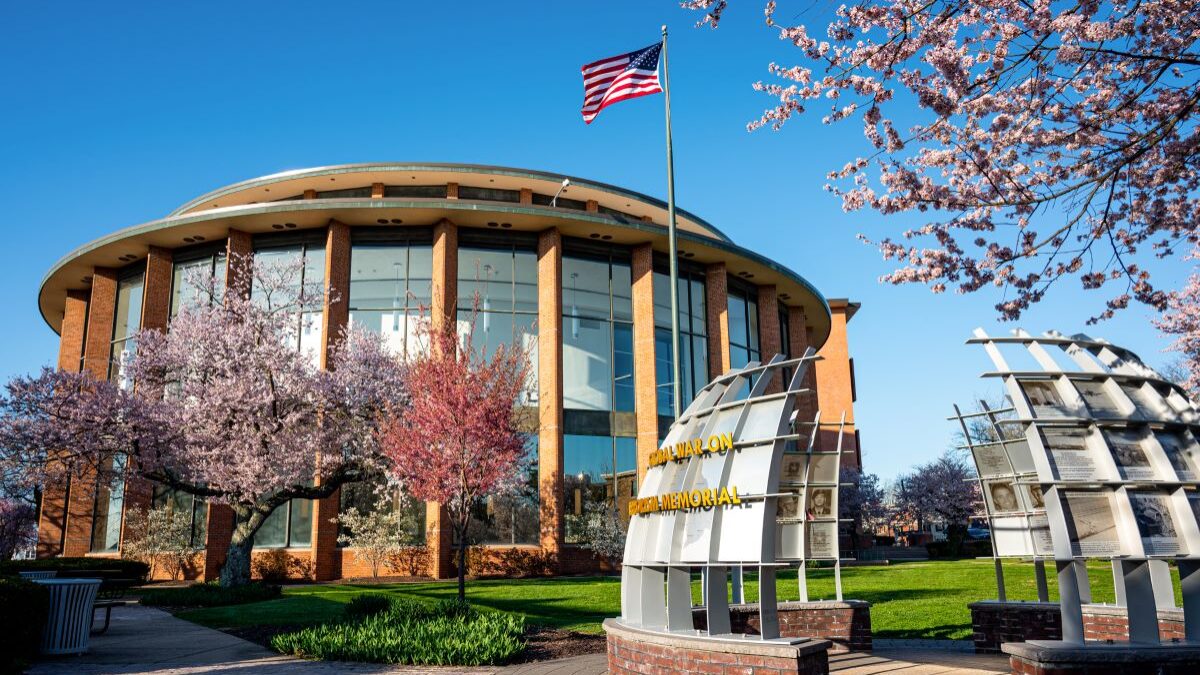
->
[34,578,102,655]
[18,571,57,580]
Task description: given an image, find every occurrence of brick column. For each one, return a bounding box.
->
[519,188,532,205]
[371,183,384,199]
[426,219,458,578]
[757,285,782,392]
[537,229,564,559]
[631,244,658,485]
[705,263,731,380]
[63,268,119,557]
[787,309,819,428]
[119,247,174,555]
[37,289,90,557]
[311,222,350,581]
[815,300,859,467]
[204,231,253,580]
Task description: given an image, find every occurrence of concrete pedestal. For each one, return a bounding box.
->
[604,618,832,675]
[1003,640,1200,675]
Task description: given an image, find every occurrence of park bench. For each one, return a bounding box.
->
[53,570,143,634]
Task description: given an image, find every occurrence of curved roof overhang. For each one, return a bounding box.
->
[168,163,732,243]
[39,199,832,346]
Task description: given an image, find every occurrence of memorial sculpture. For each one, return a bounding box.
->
[616,350,848,640]
[958,328,1200,654]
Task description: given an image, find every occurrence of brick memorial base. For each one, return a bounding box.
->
[604,618,832,675]
[1003,640,1200,675]
[970,601,1186,653]
[691,600,872,652]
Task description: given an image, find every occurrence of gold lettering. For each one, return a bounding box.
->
[719,433,734,451]
[701,489,713,507]
[716,487,731,507]
[689,490,701,508]
[730,486,742,505]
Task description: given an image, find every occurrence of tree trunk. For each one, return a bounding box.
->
[219,506,267,587]
[457,542,466,601]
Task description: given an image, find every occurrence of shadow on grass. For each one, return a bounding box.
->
[873,623,973,640]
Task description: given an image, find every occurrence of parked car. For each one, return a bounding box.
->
[967,526,991,540]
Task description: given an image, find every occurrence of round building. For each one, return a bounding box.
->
[35,163,860,580]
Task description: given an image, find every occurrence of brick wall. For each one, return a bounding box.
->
[970,601,1186,653]
[606,618,830,675]
[1005,641,1200,675]
[692,601,872,652]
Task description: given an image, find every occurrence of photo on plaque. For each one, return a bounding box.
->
[972,444,1013,478]
[1025,484,1045,510]
[807,488,834,520]
[1061,491,1122,557]
[780,454,807,484]
[776,492,803,520]
[808,453,839,484]
[1103,429,1156,480]
[985,480,1021,514]
[1021,380,1072,417]
[1074,380,1123,417]
[1041,427,1098,480]
[1155,432,1197,481]
[1129,491,1181,555]
[806,521,836,559]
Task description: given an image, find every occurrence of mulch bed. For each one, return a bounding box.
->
[219,623,606,663]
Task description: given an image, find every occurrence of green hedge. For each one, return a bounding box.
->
[0,557,150,580]
[0,577,50,674]
[925,540,993,559]
[271,598,525,666]
[138,581,281,608]
[343,594,391,621]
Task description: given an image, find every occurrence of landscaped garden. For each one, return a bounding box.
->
[172,559,1185,646]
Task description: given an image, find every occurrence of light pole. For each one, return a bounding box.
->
[551,178,571,207]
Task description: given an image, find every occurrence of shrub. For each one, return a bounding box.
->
[343,594,391,620]
[925,540,993,559]
[252,548,313,582]
[0,577,49,674]
[138,581,281,607]
[0,557,150,580]
[272,598,525,665]
[121,504,199,581]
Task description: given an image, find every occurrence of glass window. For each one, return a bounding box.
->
[562,252,636,424]
[654,268,708,418]
[170,251,227,318]
[563,435,637,543]
[89,455,127,553]
[253,243,325,366]
[470,436,539,545]
[348,244,433,356]
[458,244,539,405]
[109,271,144,388]
[338,481,426,545]
[151,486,208,547]
[728,287,761,369]
[255,499,314,548]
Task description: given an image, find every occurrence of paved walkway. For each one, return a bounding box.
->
[28,605,1009,675]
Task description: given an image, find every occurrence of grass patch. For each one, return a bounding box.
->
[139,581,281,608]
[271,598,525,666]
[178,559,1186,642]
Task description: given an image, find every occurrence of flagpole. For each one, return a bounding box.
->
[661,24,682,420]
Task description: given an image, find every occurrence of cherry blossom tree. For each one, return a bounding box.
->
[686,1,1200,368]
[379,307,530,600]
[0,498,37,560]
[0,257,405,585]
[893,451,980,551]
[838,467,886,552]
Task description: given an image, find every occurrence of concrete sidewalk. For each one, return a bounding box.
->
[28,604,1009,675]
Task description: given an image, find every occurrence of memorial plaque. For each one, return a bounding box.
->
[974,444,1014,477]
[1104,429,1155,480]
[1156,432,1197,481]
[806,521,837,559]
[1129,491,1182,555]
[1030,513,1054,555]
[808,453,839,484]
[807,488,834,520]
[1075,380,1123,417]
[1024,484,1046,510]
[1041,427,1097,480]
[1062,491,1122,557]
[777,491,803,521]
[780,453,807,485]
[985,480,1022,514]
[1022,381,1072,417]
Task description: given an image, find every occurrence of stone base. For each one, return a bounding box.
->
[691,600,872,652]
[604,618,832,675]
[970,601,1187,653]
[1003,639,1200,675]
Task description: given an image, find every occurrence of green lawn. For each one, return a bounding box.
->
[178,559,1183,641]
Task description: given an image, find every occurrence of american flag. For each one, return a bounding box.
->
[580,42,663,124]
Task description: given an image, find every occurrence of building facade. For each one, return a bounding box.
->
[34,163,860,580]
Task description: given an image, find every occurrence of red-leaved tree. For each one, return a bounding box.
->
[685,0,1200,377]
[0,257,405,585]
[379,306,530,600]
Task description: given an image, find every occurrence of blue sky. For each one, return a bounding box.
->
[0,1,1187,481]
